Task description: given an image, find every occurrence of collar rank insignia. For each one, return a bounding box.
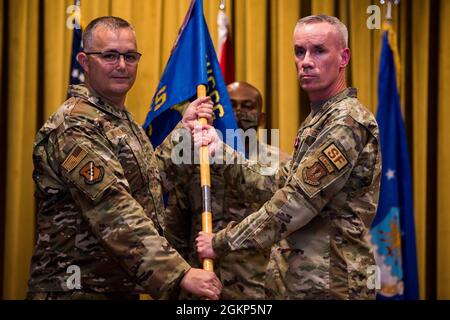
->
[79,161,104,185]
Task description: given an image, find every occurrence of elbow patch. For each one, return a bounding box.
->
[61,144,116,201]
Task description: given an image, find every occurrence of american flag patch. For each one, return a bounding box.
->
[62,146,88,172]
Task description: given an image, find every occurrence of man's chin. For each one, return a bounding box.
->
[110,83,132,94]
[300,83,318,92]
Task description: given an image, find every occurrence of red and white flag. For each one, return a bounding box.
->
[217,7,235,85]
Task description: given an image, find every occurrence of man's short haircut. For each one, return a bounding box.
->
[228,81,263,111]
[296,15,348,48]
[82,16,135,51]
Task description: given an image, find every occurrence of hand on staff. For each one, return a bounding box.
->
[180,268,222,300]
[193,124,219,157]
[196,231,217,261]
[182,97,214,131]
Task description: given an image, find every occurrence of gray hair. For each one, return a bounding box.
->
[296,15,348,48]
[82,16,135,51]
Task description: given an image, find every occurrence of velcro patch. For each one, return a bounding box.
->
[79,161,104,185]
[318,155,335,173]
[323,143,348,171]
[62,146,88,172]
[302,161,328,186]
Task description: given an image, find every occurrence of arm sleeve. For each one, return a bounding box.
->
[210,141,292,204]
[154,122,195,193]
[52,123,191,299]
[162,187,192,260]
[212,123,368,255]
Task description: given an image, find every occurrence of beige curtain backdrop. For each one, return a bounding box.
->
[1,0,449,300]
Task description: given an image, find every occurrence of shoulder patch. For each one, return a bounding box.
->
[60,144,116,201]
[79,161,104,185]
[294,140,352,199]
[302,161,328,186]
[323,143,348,171]
[318,155,335,173]
[62,145,88,172]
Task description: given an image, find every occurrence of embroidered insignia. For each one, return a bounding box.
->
[302,161,328,186]
[62,146,88,172]
[79,161,104,185]
[323,143,349,171]
[318,155,335,173]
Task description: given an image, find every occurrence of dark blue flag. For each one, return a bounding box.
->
[369,28,419,300]
[69,0,84,85]
[143,0,241,151]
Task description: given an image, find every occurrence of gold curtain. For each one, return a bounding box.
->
[1,0,449,300]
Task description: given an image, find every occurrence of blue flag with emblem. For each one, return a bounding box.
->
[369,27,419,300]
[143,0,241,150]
[69,0,84,85]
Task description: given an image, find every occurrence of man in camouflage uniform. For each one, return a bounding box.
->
[27,16,222,300]
[196,15,381,300]
[164,82,290,299]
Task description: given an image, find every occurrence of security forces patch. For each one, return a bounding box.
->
[323,143,348,171]
[302,161,327,186]
[79,161,104,185]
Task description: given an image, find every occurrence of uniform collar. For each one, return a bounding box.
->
[310,87,357,118]
[68,84,129,120]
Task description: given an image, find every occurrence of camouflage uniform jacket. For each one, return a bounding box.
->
[28,84,191,299]
[164,142,290,299]
[211,88,381,299]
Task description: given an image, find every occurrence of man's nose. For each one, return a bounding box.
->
[233,102,242,112]
[116,55,126,69]
[301,51,314,70]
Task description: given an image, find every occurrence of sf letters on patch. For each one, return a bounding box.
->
[323,143,348,171]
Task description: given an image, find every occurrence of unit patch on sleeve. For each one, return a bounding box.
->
[79,161,104,185]
[302,161,328,186]
[323,143,349,171]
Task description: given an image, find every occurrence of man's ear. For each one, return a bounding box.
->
[77,52,89,73]
[258,112,266,128]
[340,48,351,69]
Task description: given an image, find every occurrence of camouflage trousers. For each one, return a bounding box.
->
[26,291,140,300]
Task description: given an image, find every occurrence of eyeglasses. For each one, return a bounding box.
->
[84,51,142,65]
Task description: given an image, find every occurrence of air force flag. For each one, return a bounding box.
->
[369,27,419,300]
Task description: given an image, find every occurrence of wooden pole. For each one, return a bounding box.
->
[197,84,214,272]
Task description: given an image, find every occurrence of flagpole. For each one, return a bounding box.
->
[197,84,214,272]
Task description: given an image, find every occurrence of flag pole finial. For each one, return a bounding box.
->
[219,0,225,11]
[380,0,400,21]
